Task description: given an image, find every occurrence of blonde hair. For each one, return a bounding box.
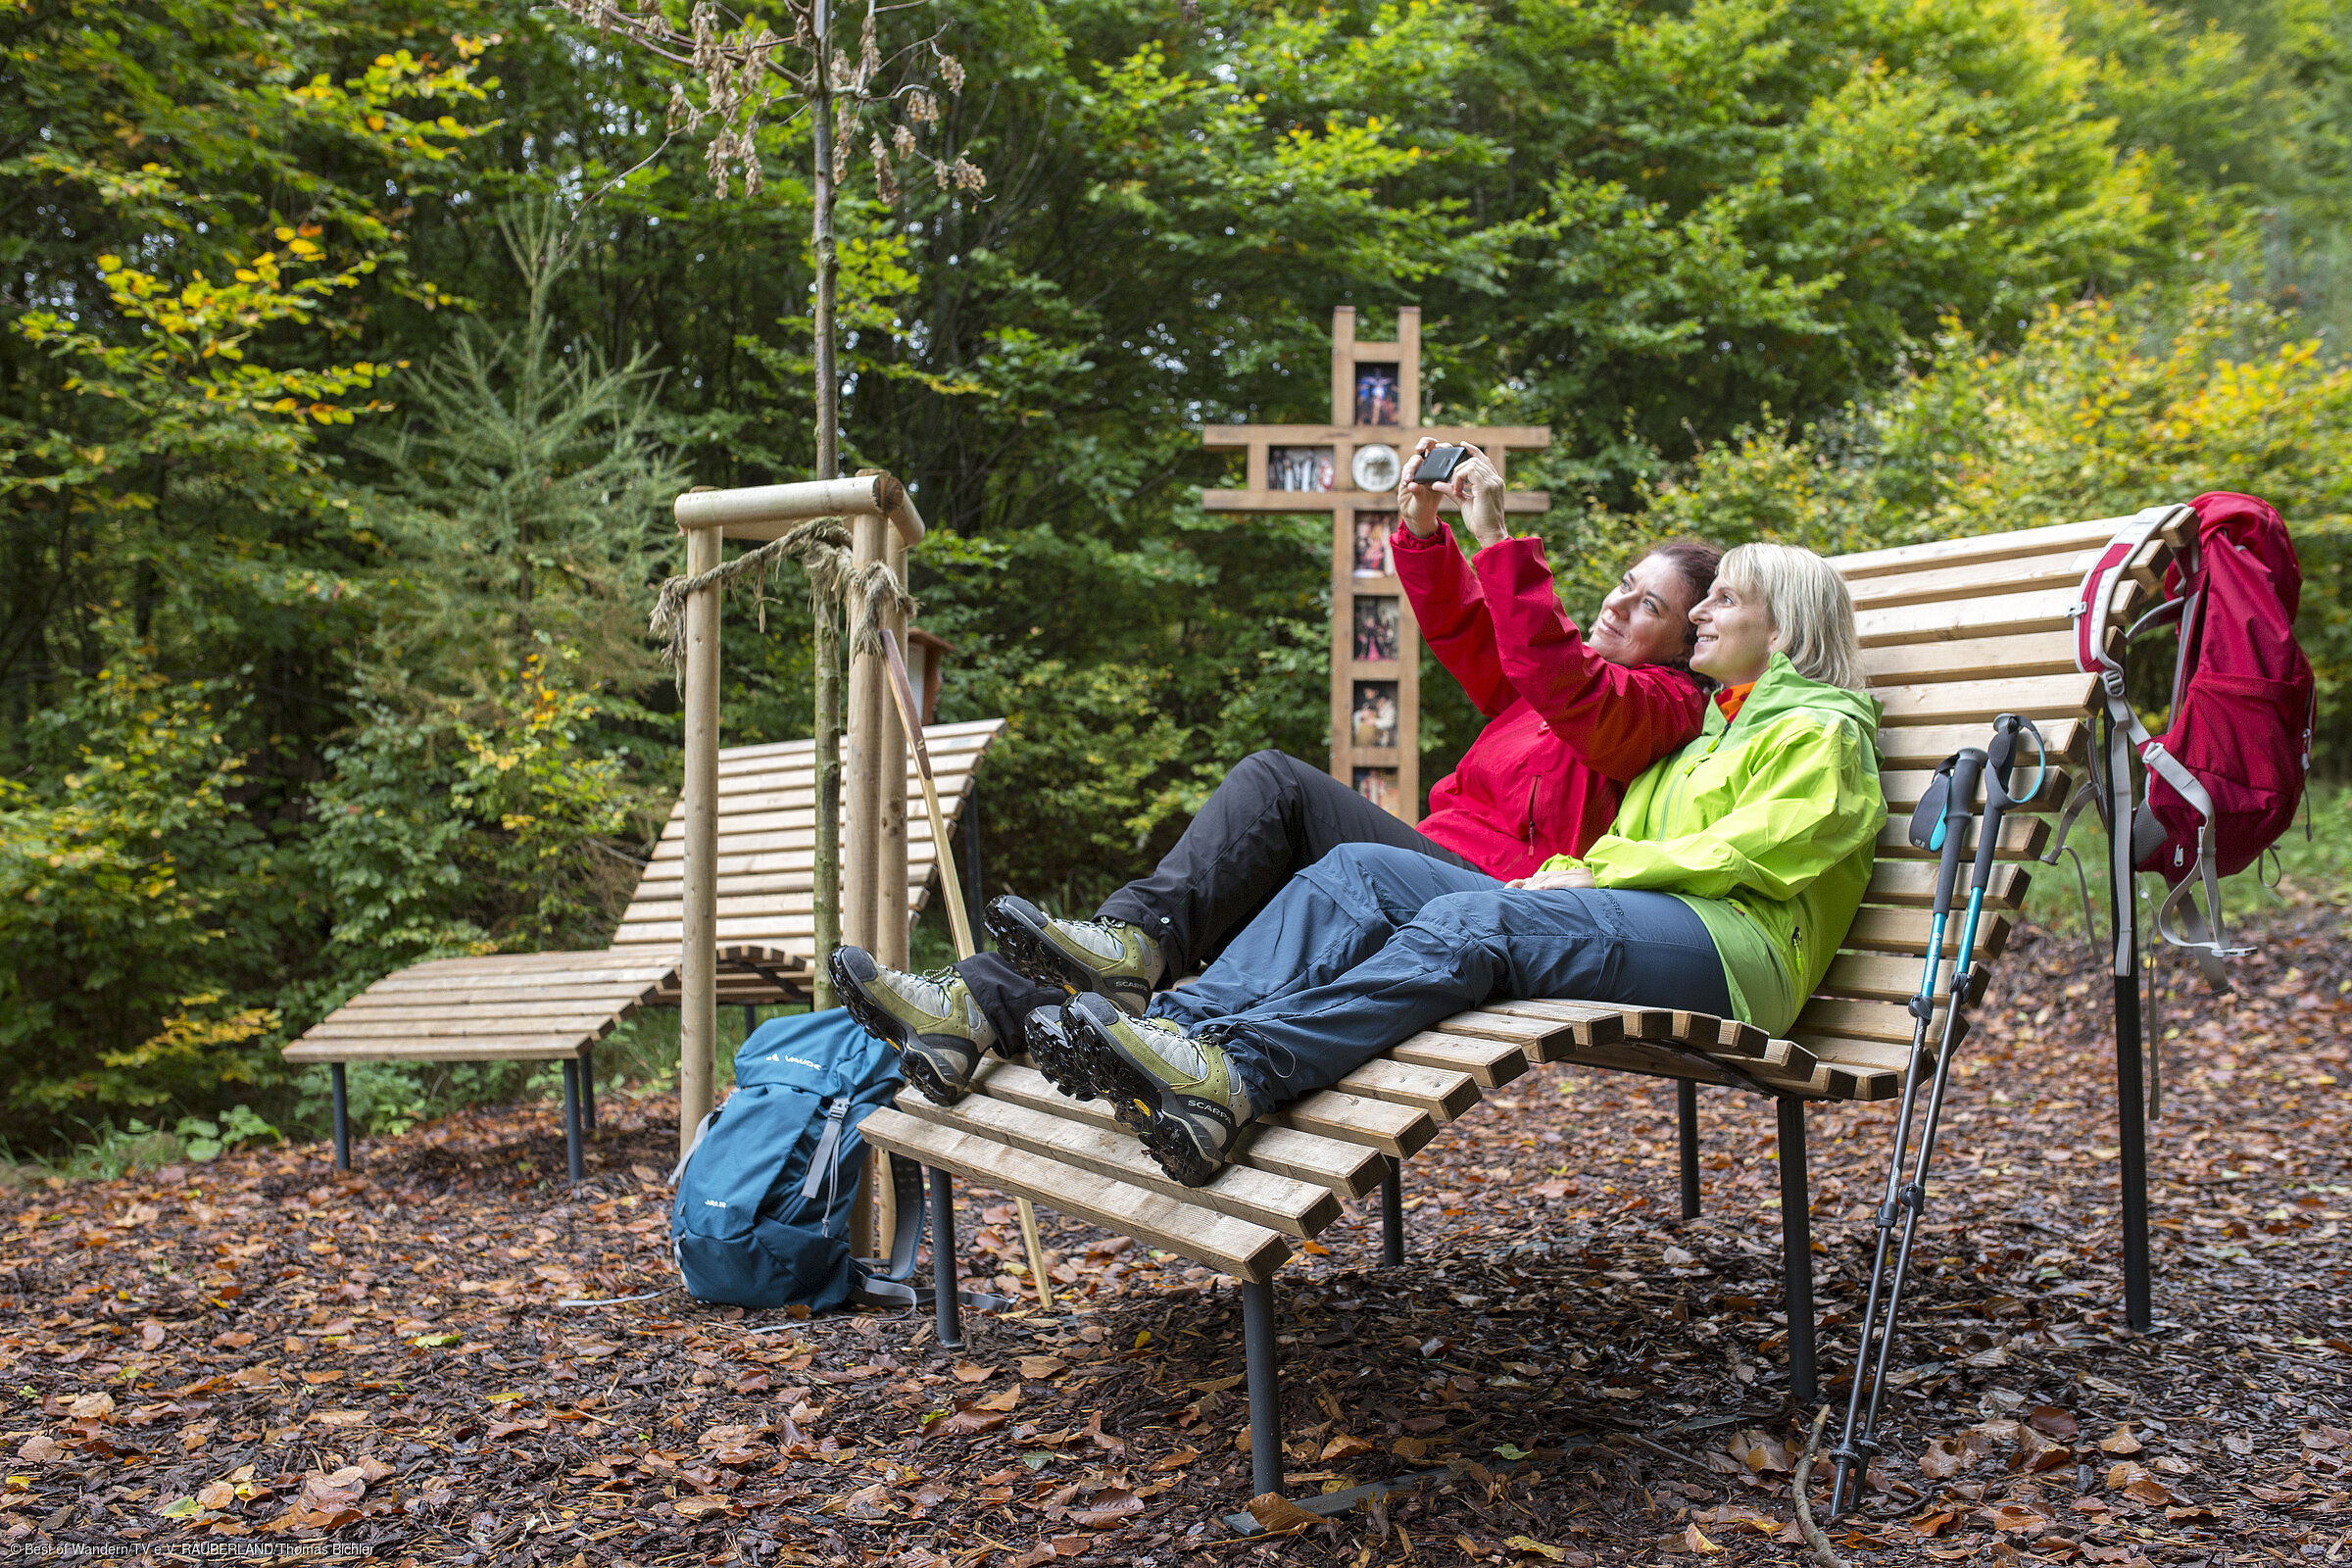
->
[1718,542,1867,693]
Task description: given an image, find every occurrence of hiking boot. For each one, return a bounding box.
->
[985,895,1162,1015]
[1064,993,1254,1187]
[828,946,994,1106]
[1022,1005,1098,1103]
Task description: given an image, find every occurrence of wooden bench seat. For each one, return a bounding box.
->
[859,511,2192,1508]
[284,719,1006,1177]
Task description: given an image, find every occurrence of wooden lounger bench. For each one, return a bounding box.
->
[861,513,2187,1503]
[284,718,1006,1180]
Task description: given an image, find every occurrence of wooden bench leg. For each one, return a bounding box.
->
[581,1052,597,1133]
[1244,1277,1283,1498]
[1381,1168,1403,1266]
[1678,1082,1701,1219]
[928,1167,965,1350]
[1776,1096,1816,1405]
[330,1064,351,1173]
[562,1060,585,1186]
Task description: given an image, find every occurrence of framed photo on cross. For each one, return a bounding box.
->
[1200,307,1552,821]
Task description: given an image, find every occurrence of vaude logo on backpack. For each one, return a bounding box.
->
[669,1009,917,1311]
[2070,492,2315,987]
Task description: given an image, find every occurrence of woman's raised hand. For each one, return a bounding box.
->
[1446,452,1508,550]
[1397,437,1445,538]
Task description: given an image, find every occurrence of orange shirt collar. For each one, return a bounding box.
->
[1714,680,1757,723]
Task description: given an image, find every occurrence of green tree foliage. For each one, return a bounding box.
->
[1626,283,2352,755]
[3,0,2351,1146]
[0,651,293,1118]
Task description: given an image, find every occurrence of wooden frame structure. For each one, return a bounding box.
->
[1200,307,1551,818]
[669,473,926,1148]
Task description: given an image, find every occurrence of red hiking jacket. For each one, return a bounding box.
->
[1393,522,1706,879]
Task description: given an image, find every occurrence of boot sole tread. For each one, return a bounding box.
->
[1067,1006,1221,1188]
[827,950,968,1107]
[986,903,1149,1016]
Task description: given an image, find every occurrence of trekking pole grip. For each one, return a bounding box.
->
[1938,750,1986,912]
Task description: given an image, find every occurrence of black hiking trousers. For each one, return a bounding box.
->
[956,748,1476,1045]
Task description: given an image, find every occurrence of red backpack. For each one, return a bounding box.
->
[2073,492,2315,983]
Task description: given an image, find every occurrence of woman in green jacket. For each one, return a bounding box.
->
[1055,542,1886,1187]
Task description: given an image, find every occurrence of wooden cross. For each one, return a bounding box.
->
[1201,307,1551,819]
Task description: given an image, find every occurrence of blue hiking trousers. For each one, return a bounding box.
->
[1147,842,1734,1113]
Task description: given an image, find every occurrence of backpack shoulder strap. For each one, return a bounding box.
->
[2074,505,2189,687]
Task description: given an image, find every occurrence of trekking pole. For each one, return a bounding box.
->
[881,631,1053,1307]
[1828,713,2045,1516]
[1827,745,1982,1514]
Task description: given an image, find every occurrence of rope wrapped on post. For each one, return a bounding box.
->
[648,515,918,681]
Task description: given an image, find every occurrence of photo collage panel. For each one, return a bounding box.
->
[1350,681,1399,749]
[1352,596,1400,662]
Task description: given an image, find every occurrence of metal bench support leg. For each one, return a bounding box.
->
[330,1064,351,1173]
[562,1060,585,1186]
[1244,1277,1282,1498]
[581,1052,596,1133]
[928,1167,964,1349]
[1381,1167,1403,1266]
[1678,1081,1700,1219]
[1776,1095,1816,1404]
[2113,971,2154,1331]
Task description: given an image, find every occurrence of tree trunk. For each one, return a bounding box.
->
[808,0,843,1009]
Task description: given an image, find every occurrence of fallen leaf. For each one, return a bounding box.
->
[1684,1523,1724,1554]
[1065,1487,1141,1529]
[933,1406,1006,1437]
[1920,1437,1974,1479]
[1988,1504,2047,1535]
[672,1494,740,1520]
[1151,1446,1199,1472]
[2098,1425,2142,1455]
[196,1481,235,1510]
[1321,1434,1375,1461]
[2123,1480,2173,1506]
[976,1387,1021,1413]
[1507,1537,1568,1560]
[2027,1406,2080,1440]
[2165,1503,2217,1523]
[1245,1493,1323,1537]
[952,1362,995,1384]
[1018,1356,1066,1381]
[66,1392,113,1420]
[1911,1509,1958,1538]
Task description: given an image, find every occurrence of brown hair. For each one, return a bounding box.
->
[1641,536,1725,661]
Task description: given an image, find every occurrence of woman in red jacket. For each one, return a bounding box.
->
[827,443,1722,1107]
[1398,442,1720,878]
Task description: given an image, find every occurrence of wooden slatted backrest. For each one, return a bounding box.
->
[1791,514,2182,1074]
[610,717,1007,973]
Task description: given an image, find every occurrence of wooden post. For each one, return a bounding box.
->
[878,524,911,969]
[845,513,888,954]
[843,511,888,1258]
[679,525,723,1156]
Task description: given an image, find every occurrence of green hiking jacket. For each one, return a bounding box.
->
[1541,653,1885,1034]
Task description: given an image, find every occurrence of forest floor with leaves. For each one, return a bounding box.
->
[1,909,2348,1568]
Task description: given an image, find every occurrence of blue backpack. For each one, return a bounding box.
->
[669,1010,924,1311]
